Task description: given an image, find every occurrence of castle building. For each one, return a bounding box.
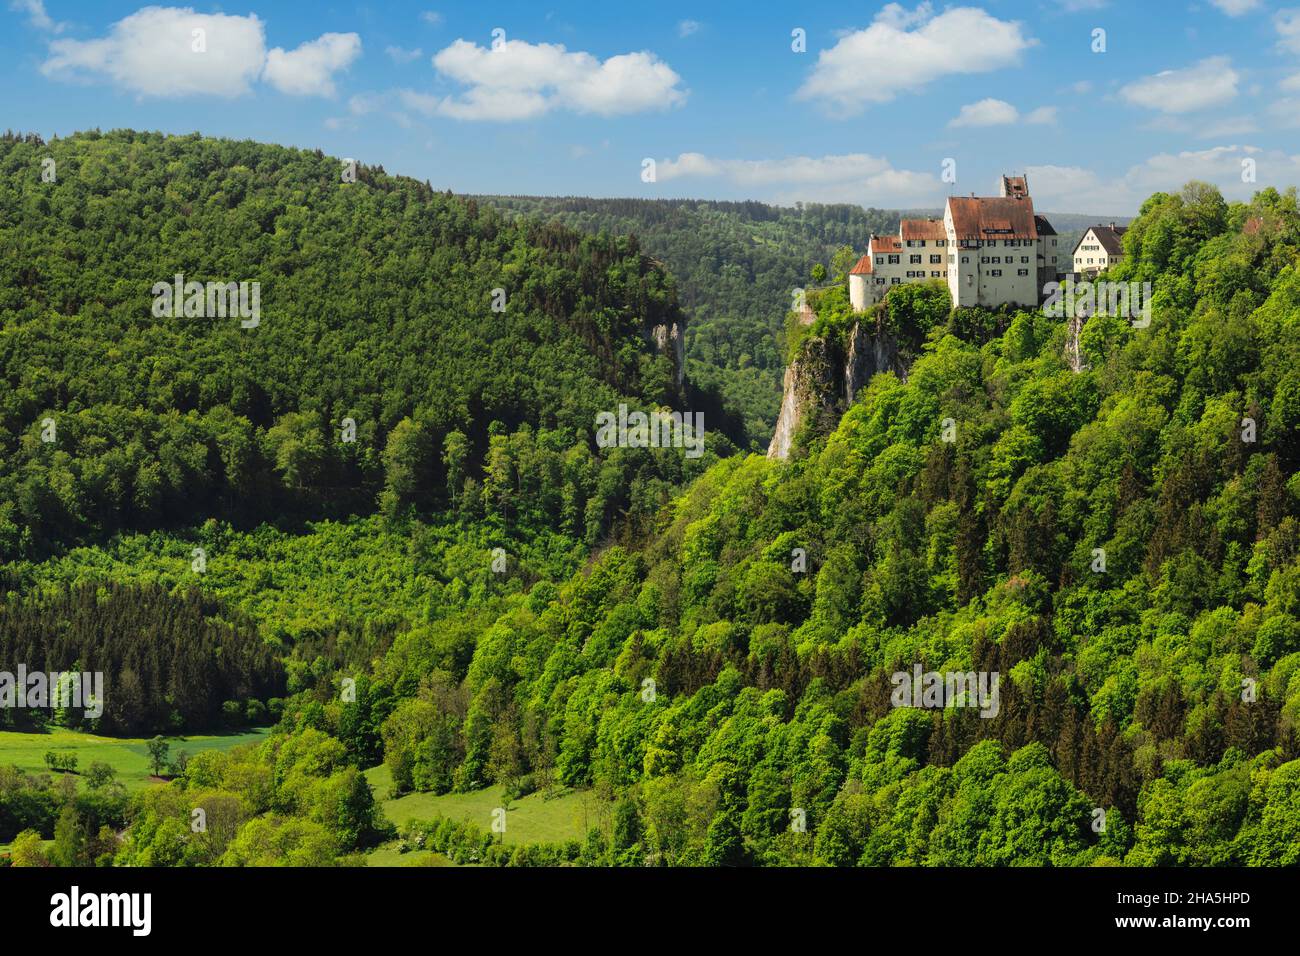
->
[849,174,1064,311]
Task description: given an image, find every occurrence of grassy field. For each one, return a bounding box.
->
[0,726,272,791]
[363,842,454,867]
[364,764,607,866]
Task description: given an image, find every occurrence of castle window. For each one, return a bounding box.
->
[930,255,942,264]
[990,270,1003,277]
[888,255,900,265]
[910,255,922,264]
[1017,269,1029,276]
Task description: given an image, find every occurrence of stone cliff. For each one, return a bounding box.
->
[767,319,908,460]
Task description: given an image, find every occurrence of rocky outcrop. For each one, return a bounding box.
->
[769,363,800,460]
[767,320,908,460]
[647,319,687,387]
[844,320,907,405]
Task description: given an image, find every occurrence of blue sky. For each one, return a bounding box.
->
[4,0,1299,214]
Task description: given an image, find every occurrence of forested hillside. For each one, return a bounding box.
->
[291,180,1293,866]
[482,196,901,445]
[0,128,740,759]
[0,130,733,564]
[2,131,1298,868]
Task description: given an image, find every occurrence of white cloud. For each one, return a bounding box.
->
[1124,145,1275,198]
[39,6,358,99]
[677,19,701,38]
[10,0,64,32]
[1282,72,1300,91]
[947,99,1055,127]
[1118,55,1239,113]
[1068,80,1093,95]
[1208,0,1261,15]
[797,3,1035,115]
[42,7,268,98]
[420,11,443,27]
[653,151,940,205]
[1061,0,1108,11]
[949,98,1018,127]
[386,45,423,64]
[1278,8,1300,53]
[1029,145,1300,214]
[263,32,360,97]
[424,38,686,120]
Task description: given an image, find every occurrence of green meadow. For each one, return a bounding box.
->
[0,727,272,791]
[363,764,605,866]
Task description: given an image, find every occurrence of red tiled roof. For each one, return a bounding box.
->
[849,254,873,275]
[900,218,947,241]
[946,196,1039,241]
[870,234,904,254]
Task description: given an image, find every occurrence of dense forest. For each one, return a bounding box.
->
[0,582,283,735]
[482,195,901,445]
[0,130,738,563]
[2,131,1298,868]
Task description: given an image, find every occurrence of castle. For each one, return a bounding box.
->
[849,175,1065,311]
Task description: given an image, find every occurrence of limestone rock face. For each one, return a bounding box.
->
[647,319,687,386]
[767,321,908,460]
[767,361,805,461]
[845,321,907,406]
